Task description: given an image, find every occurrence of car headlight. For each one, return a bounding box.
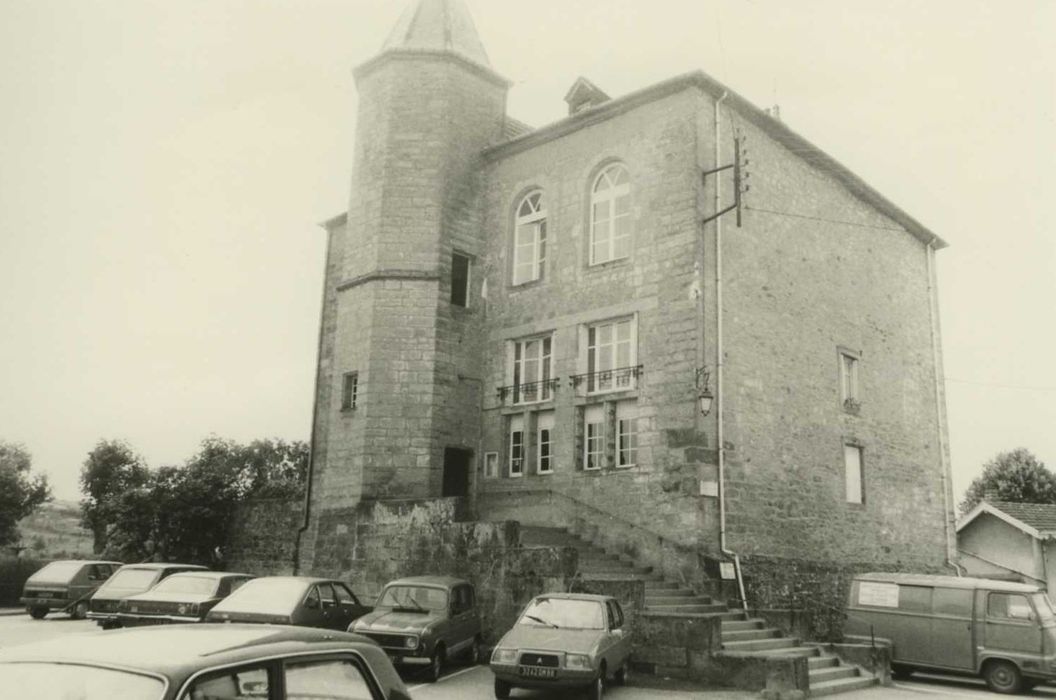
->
[177,604,188,615]
[404,635,419,649]
[565,654,593,670]
[491,648,518,664]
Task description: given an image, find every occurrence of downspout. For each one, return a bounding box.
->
[292,226,332,574]
[926,237,964,575]
[714,91,749,609]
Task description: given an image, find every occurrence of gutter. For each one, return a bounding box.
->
[926,236,964,576]
[713,91,748,610]
[292,223,334,574]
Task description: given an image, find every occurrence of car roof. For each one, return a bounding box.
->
[855,572,1043,593]
[244,575,338,586]
[39,560,123,567]
[0,624,381,676]
[161,571,253,580]
[384,575,468,589]
[115,563,208,571]
[532,592,614,603]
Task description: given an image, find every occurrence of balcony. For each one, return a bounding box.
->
[569,365,643,396]
[496,378,560,406]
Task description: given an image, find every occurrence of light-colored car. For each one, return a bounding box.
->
[20,559,122,620]
[0,623,412,699]
[489,593,632,700]
[205,575,370,631]
[116,571,254,626]
[88,563,207,628]
[351,576,482,682]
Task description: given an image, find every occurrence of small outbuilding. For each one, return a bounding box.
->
[957,500,1056,592]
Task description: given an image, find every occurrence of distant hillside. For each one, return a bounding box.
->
[15,499,94,558]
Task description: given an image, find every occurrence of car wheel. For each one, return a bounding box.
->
[70,601,88,620]
[493,677,511,699]
[614,660,629,686]
[890,663,914,680]
[466,637,481,665]
[101,620,120,631]
[984,659,1023,694]
[427,644,446,682]
[28,607,47,620]
[587,673,604,700]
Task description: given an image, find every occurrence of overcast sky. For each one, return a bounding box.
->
[1,0,1053,504]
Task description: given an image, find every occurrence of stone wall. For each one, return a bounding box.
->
[224,499,303,576]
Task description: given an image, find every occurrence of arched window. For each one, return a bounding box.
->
[589,164,631,265]
[513,190,546,285]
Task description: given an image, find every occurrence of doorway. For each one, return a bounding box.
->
[442,447,472,498]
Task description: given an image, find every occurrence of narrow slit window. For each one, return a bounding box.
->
[509,416,524,477]
[341,372,359,410]
[844,443,864,504]
[537,412,554,474]
[451,252,471,307]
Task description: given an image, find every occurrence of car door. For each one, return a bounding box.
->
[610,600,631,663]
[300,585,326,628]
[447,586,472,652]
[283,654,384,700]
[180,660,275,700]
[333,583,369,629]
[316,583,344,630]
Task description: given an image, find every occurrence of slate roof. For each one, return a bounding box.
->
[381,0,491,69]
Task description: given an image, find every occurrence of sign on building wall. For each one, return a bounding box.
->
[858,581,900,608]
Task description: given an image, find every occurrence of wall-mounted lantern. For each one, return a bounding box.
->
[695,367,714,416]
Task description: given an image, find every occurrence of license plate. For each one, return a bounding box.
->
[518,666,556,679]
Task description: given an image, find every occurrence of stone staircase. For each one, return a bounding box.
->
[520,525,878,696]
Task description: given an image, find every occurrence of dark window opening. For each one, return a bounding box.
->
[451,252,470,307]
[342,372,359,410]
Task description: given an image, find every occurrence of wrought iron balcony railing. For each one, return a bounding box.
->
[496,378,560,405]
[568,365,643,394]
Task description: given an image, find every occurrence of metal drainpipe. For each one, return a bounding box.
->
[292,226,332,574]
[714,91,748,609]
[926,237,964,576]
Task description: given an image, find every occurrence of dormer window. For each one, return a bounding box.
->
[564,77,611,116]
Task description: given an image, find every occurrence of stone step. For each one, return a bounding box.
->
[647,603,728,614]
[645,595,714,607]
[720,618,765,632]
[643,579,680,590]
[579,563,652,575]
[644,589,699,599]
[809,666,859,683]
[808,655,841,670]
[809,676,877,697]
[579,571,660,582]
[721,637,800,652]
[721,627,781,642]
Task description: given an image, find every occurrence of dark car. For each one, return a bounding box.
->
[205,575,370,631]
[88,563,208,629]
[20,560,122,620]
[351,576,482,682]
[0,622,412,699]
[490,593,632,700]
[116,571,255,626]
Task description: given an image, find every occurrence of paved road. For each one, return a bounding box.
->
[4,614,1056,699]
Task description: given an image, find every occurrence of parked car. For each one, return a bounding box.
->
[205,575,370,631]
[845,572,1056,694]
[19,560,122,620]
[88,563,208,629]
[490,593,632,700]
[350,575,482,681]
[115,571,255,627]
[0,622,412,699]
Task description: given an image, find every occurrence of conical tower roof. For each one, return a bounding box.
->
[380,0,491,68]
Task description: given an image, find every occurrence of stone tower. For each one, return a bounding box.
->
[310,0,509,514]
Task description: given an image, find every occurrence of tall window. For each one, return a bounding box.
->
[587,318,635,393]
[590,164,631,265]
[509,416,524,477]
[537,412,554,474]
[844,443,864,504]
[341,372,359,410]
[839,348,861,411]
[617,401,638,468]
[513,336,553,403]
[451,252,471,307]
[483,452,498,479]
[584,405,604,470]
[513,191,546,285]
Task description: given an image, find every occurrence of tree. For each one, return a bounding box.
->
[960,448,1056,514]
[0,441,53,546]
[79,440,150,553]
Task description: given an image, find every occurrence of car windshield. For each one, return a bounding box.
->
[518,598,605,630]
[0,662,164,699]
[211,579,305,615]
[149,575,218,596]
[27,562,83,585]
[98,569,159,593]
[376,585,448,612]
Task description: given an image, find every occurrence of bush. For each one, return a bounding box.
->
[0,557,48,607]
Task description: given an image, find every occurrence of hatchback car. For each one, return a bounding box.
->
[88,563,208,629]
[490,593,632,700]
[116,571,255,626]
[0,622,412,699]
[350,576,482,682]
[20,559,122,620]
[205,576,370,631]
